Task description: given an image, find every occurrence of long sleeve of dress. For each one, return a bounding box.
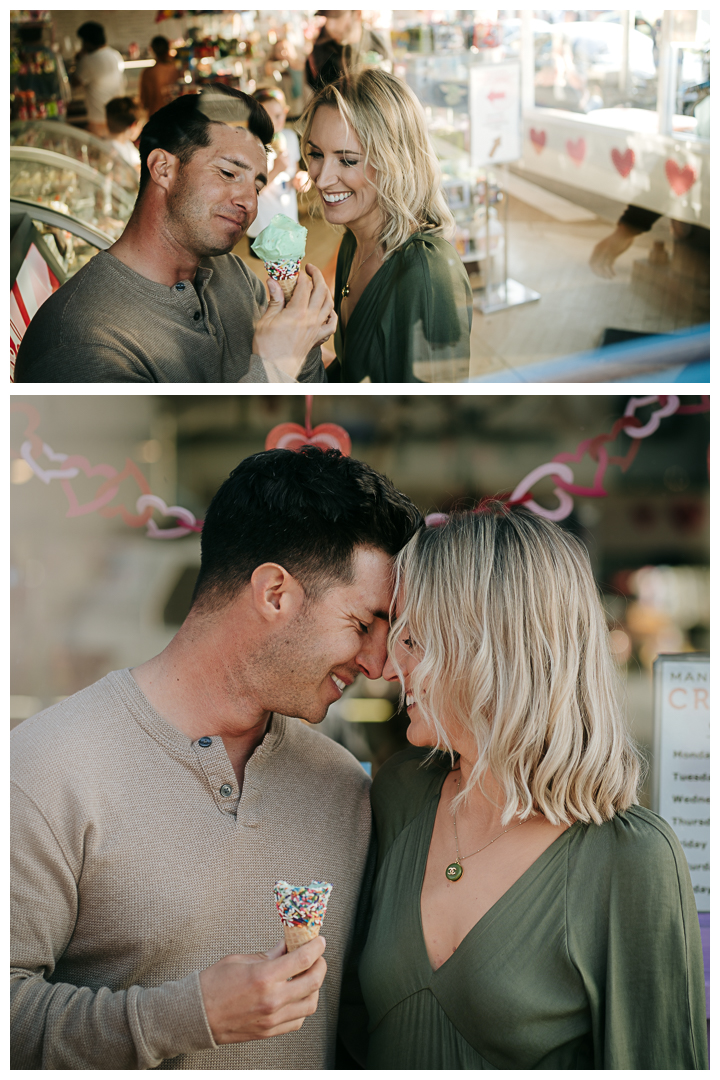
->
[11,784,216,1070]
[566,807,708,1070]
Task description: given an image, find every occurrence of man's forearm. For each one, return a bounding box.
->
[10,969,215,1069]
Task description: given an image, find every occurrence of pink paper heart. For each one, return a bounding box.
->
[20,439,80,484]
[530,128,546,153]
[265,422,352,456]
[665,159,696,196]
[60,456,119,517]
[509,462,575,522]
[136,494,197,539]
[566,137,586,165]
[554,445,610,497]
[611,147,634,178]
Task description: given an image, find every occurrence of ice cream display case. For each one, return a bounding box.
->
[11,120,140,197]
[10,203,111,378]
[10,143,137,244]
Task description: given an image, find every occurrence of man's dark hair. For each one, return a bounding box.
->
[138,84,274,196]
[193,447,423,611]
[150,35,170,60]
[106,96,140,136]
[77,21,106,49]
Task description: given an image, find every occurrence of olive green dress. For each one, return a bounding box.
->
[357,748,708,1070]
[333,231,473,383]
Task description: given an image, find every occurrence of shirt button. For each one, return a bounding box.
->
[220,784,233,797]
[175,282,186,291]
[198,737,212,747]
[193,311,201,321]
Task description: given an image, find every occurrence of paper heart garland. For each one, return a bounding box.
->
[20,439,80,484]
[265,422,352,456]
[566,137,586,165]
[611,147,635,178]
[530,128,546,153]
[665,159,696,196]
[137,495,200,539]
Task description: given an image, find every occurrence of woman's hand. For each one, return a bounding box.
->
[268,150,290,183]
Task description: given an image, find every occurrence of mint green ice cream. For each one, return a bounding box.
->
[251,214,307,263]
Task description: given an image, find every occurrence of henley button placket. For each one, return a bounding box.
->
[219,783,233,798]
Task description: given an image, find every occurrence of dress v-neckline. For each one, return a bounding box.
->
[340,233,388,338]
[416,769,579,976]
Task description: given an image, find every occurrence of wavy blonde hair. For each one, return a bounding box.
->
[389,505,643,826]
[298,69,456,259]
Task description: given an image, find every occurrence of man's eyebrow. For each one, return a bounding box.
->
[218,155,267,185]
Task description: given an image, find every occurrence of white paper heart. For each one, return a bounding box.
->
[21,440,80,484]
[510,461,575,522]
[136,494,197,539]
[624,396,679,439]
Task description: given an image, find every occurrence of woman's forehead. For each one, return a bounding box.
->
[310,105,362,151]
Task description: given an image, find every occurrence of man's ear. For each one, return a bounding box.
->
[146,147,180,193]
[250,563,305,622]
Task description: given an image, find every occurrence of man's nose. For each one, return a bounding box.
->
[356,624,390,682]
[231,178,258,213]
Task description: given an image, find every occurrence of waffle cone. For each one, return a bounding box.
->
[278,275,299,302]
[283,922,319,952]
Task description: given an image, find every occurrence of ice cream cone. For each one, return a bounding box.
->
[284,922,319,952]
[278,274,299,302]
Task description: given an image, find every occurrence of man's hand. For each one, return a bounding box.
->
[252,264,337,379]
[199,937,327,1045]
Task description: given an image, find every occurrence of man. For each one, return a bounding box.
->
[306,10,392,92]
[11,447,422,1069]
[74,21,126,138]
[14,86,336,383]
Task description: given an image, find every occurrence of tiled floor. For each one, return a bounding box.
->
[235,184,709,381]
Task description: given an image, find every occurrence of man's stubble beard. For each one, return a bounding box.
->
[166,164,244,259]
[243,607,330,725]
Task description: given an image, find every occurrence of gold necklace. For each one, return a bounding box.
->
[445,778,526,882]
[341,246,377,298]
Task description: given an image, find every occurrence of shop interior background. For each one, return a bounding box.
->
[10,8,710,381]
[11,393,710,808]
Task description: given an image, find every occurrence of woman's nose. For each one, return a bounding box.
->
[382,653,399,683]
[314,158,339,188]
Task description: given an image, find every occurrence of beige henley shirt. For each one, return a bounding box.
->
[11,669,371,1069]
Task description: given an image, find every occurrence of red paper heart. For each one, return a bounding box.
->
[611,147,635,178]
[59,456,120,517]
[265,422,352,456]
[665,159,696,196]
[530,128,546,153]
[566,137,586,165]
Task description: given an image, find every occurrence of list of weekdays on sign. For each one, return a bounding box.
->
[652,653,709,911]
[469,60,521,168]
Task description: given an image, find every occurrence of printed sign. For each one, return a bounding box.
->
[470,60,521,167]
[652,653,709,911]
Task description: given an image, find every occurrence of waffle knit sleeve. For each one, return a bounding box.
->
[11,783,217,1070]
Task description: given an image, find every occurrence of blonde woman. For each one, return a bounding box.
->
[354,506,707,1069]
[299,70,472,382]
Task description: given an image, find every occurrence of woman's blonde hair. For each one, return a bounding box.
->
[298,69,456,259]
[390,505,643,826]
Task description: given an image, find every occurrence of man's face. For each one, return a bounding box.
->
[165,123,268,258]
[251,545,394,724]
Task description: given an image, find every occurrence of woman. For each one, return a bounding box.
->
[299,70,472,382]
[356,506,707,1069]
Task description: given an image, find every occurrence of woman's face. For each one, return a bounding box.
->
[306,105,382,236]
[382,594,435,749]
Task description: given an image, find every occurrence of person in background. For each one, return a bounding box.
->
[306,10,391,93]
[300,69,472,382]
[105,96,144,173]
[75,21,125,138]
[140,35,180,118]
[247,87,308,239]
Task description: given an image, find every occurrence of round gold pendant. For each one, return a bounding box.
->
[341,284,350,298]
[445,862,463,882]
